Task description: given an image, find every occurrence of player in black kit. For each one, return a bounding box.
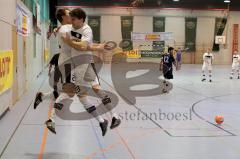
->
[160,47,177,93]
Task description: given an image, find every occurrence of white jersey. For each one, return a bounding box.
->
[232,54,240,65]
[203,52,214,66]
[57,24,72,65]
[70,24,94,63]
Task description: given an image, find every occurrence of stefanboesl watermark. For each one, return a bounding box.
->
[117,108,193,122]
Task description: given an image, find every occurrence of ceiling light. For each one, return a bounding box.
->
[224,0,230,3]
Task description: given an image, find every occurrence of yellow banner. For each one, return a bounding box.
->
[145,34,161,41]
[0,51,13,94]
[44,49,49,62]
[125,50,141,58]
[22,15,28,33]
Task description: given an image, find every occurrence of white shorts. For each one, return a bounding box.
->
[232,63,239,70]
[202,64,212,71]
[74,63,98,87]
[71,71,100,86]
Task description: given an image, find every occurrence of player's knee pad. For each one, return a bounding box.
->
[54,103,64,110]
[86,106,96,113]
[102,96,111,105]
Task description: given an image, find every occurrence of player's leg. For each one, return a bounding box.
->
[208,65,213,82]
[33,67,58,109]
[75,63,108,136]
[209,70,212,82]
[44,55,73,134]
[176,61,179,70]
[230,68,235,79]
[91,80,121,129]
[84,63,121,129]
[162,65,172,93]
[179,60,182,70]
[237,66,240,79]
[162,78,169,93]
[34,66,63,109]
[45,66,72,134]
[34,91,53,109]
[53,67,63,99]
[45,91,71,134]
[230,63,236,79]
[202,65,206,81]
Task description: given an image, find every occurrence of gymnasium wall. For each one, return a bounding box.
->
[0,0,50,116]
[76,8,240,65]
[17,0,51,96]
[0,0,16,115]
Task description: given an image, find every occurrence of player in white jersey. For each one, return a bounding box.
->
[202,48,214,82]
[59,8,111,136]
[33,9,73,134]
[230,51,240,79]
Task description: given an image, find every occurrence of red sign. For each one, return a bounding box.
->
[232,24,239,55]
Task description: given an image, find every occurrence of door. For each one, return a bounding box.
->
[17,35,27,97]
[12,26,19,105]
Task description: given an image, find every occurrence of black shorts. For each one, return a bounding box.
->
[163,66,173,79]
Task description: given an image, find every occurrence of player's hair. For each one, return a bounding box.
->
[70,8,86,22]
[56,9,69,23]
[168,47,174,52]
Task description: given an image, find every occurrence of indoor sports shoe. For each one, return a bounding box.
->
[201,78,206,82]
[34,92,43,109]
[45,119,56,134]
[100,119,108,136]
[162,89,168,94]
[110,117,121,129]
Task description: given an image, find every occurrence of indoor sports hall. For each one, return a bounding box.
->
[0,0,240,159]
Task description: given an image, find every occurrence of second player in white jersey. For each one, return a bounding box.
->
[202,49,214,82]
[230,51,240,79]
[232,54,240,69]
[202,52,214,71]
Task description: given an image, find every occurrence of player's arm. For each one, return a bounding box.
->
[62,35,104,51]
[88,43,105,51]
[68,40,88,51]
[61,33,88,51]
[70,41,105,51]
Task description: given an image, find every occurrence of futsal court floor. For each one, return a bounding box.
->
[0,64,240,159]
